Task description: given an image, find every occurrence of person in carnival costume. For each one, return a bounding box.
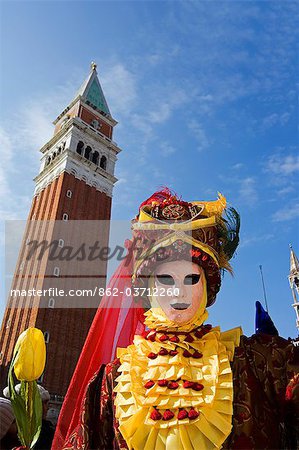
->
[52,189,299,450]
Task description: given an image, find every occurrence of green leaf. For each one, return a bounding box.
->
[30,381,42,448]
[8,359,42,448]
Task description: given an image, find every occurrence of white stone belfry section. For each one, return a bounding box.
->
[34,63,121,197]
[288,244,299,332]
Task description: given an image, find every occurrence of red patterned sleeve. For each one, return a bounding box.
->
[62,364,115,450]
[93,363,115,449]
[62,359,125,450]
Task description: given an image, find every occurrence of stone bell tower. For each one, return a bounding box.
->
[0,62,121,400]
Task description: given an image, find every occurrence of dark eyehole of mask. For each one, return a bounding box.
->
[156,274,175,285]
[184,274,201,285]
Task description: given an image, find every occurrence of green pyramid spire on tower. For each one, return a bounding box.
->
[77,62,111,116]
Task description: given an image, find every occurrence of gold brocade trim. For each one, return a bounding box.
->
[134,215,216,229]
[114,324,242,450]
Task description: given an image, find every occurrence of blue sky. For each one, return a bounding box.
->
[0,1,298,338]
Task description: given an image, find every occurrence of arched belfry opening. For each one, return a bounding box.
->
[92,151,99,165]
[84,146,92,160]
[76,141,84,155]
[100,155,107,170]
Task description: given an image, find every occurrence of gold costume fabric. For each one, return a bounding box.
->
[114,327,241,449]
[63,331,299,450]
[112,278,241,449]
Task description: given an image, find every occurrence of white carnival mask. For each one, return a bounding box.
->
[152,260,205,325]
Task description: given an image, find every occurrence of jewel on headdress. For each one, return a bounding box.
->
[173,240,187,252]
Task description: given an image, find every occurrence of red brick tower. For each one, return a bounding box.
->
[0,62,121,402]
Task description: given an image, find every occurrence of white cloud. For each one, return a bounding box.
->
[277,186,295,197]
[188,119,209,151]
[280,112,291,125]
[266,153,299,176]
[160,142,176,157]
[148,54,163,65]
[3,81,74,162]
[272,203,299,222]
[239,177,258,206]
[0,84,73,219]
[0,127,13,166]
[240,233,275,248]
[130,113,153,137]
[232,163,244,170]
[148,89,188,124]
[262,112,291,129]
[15,101,53,151]
[146,45,180,67]
[102,64,137,116]
[0,169,9,199]
[149,103,172,124]
[160,0,298,130]
[262,113,278,128]
[115,177,127,186]
[0,127,32,219]
[113,172,148,210]
[0,128,14,201]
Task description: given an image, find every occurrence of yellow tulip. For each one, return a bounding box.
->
[13,327,46,381]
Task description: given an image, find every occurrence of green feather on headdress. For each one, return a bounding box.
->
[217,207,240,274]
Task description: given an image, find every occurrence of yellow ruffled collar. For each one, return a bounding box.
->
[144,308,209,333]
[114,324,242,450]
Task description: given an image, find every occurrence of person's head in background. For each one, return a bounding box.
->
[3,384,51,419]
[0,397,19,449]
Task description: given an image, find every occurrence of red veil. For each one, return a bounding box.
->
[52,240,145,449]
[52,190,178,448]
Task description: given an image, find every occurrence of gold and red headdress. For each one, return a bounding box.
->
[131,188,240,306]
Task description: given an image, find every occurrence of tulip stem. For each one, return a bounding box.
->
[27,382,33,446]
